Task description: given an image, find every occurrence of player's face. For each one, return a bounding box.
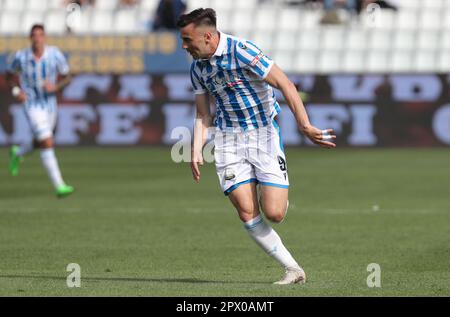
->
[30,29,46,50]
[180,24,210,60]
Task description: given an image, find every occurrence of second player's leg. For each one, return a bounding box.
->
[259,186,289,223]
[38,137,54,149]
[38,136,65,192]
[28,107,74,197]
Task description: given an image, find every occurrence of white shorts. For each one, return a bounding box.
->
[24,106,57,141]
[214,119,289,195]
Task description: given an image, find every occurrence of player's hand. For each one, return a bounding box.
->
[43,81,58,94]
[191,151,204,182]
[302,125,336,149]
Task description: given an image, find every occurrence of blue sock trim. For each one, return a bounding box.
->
[244,215,264,229]
[224,178,258,196]
[258,181,289,189]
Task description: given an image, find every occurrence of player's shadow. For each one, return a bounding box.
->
[0,274,268,285]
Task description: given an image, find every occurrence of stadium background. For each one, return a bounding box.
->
[0,0,449,297]
[1,0,449,147]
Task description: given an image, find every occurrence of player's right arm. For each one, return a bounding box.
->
[191,93,212,182]
[6,51,26,103]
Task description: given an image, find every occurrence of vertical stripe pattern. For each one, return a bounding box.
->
[189,32,279,132]
[7,45,69,112]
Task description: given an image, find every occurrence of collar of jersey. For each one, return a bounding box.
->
[28,45,49,61]
[213,31,227,57]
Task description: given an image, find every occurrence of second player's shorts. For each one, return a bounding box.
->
[214,119,289,195]
[24,105,57,141]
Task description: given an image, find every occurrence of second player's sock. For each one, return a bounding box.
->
[40,148,65,189]
[244,214,301,270]
[17,142,34,157]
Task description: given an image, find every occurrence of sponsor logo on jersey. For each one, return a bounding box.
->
[226,77,243,88]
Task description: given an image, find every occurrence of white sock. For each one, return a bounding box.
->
[244,214,301,270]
[40,148,65,189]
[17,142,34,157]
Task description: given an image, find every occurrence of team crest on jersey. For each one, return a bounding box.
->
[211,74,243,91]
[213,75,226,86]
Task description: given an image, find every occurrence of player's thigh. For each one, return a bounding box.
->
[25,106,54,143]
[215,130,255,194]
[249,122,289,190]
[249,122,289,222]
[259,186,289,222]
[228,182,260,222]
[42,107,57,148]
[50,105,57,133]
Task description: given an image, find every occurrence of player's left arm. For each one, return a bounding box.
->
[264,64,336,148]
[43,48,72,94]
[44,74,72,94]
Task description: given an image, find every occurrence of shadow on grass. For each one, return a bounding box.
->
[0,274,268,285]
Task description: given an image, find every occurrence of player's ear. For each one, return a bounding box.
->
[204,31,213,43]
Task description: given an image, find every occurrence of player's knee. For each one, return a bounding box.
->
[261,200,289,223]
[39,137,53,149]
[266,212,286,224]
[261,201,286,223]
[263,206,286,223]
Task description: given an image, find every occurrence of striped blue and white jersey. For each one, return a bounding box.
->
[7,45,69,111]
[190,32,281,132]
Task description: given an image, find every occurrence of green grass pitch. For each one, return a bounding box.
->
[0,147,449,296]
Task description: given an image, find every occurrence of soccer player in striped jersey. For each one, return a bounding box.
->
[6,24,74,198]
[178,8,336,284]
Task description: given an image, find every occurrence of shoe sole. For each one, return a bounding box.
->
[274,274,306,285]
[273,276,306,285]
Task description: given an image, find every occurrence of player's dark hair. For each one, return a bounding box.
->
[30,24,45,36]
[176,8,217,29]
